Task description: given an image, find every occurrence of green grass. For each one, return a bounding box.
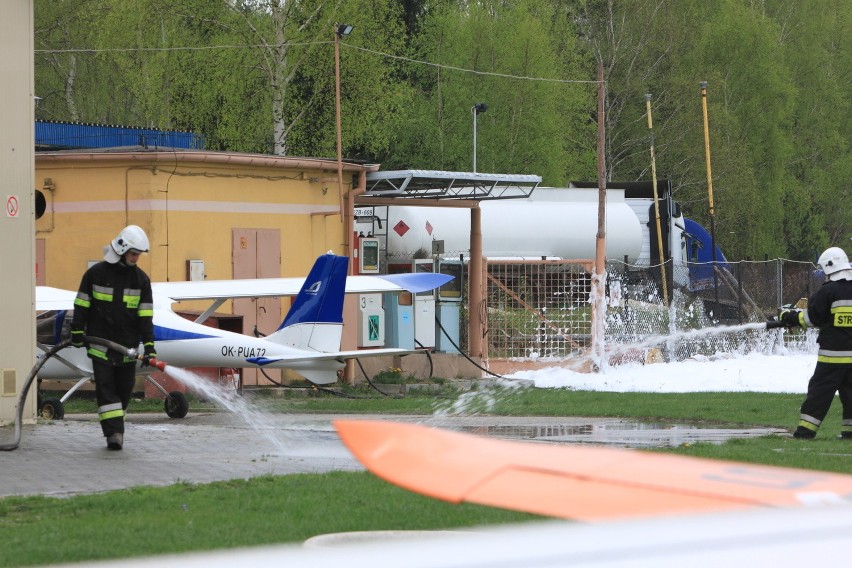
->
[10,387,851,567]
[0,473,538,567]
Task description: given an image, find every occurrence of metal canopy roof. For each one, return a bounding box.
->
[362,170,541,201]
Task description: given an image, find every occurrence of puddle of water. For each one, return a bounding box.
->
[458,420,786,448]
[159,365,782,451]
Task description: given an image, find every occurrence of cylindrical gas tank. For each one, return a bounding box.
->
[386,188,643,261]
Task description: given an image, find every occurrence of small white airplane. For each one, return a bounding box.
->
[34,254,452,417]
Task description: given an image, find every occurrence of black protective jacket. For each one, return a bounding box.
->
[804,278,852,364]
[70,261,155,366]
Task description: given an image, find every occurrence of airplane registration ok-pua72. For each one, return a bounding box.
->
[35,253,453,386]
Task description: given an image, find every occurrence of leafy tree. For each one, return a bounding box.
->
[389,0,593,185]
[767,0,851,258]
[34,0,125,123]
[31,0,849,260]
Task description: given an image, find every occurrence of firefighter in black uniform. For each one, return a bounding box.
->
[70,225,157,450]
[781,246,852,439]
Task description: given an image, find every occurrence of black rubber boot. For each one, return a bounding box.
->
[793,427,816,440]
[106,433,124,450]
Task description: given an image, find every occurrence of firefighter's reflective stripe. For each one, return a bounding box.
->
[799,413,821,432]
[87,344,109,361]
[138,302,153,317]
[98,402,124,421]
[816,349,852,364]
[74,292,91,309]
[123,288,141,309]
[832,302,852,327]
[92,285,114,302]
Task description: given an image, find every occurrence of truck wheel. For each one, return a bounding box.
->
[164,391,189,419]
[39,398,65,420]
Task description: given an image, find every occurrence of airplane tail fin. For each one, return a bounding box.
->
[265,253,348,352]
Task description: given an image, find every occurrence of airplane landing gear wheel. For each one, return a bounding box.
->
[39,398,65,420]
[164,391,189,419]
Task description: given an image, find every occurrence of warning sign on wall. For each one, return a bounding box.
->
[6,195,20,218]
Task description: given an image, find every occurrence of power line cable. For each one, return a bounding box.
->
[35,41,601,84]
[348,44,601,84]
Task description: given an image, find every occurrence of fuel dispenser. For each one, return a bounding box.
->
[412,259,436,349]
[436,259,464,353]
[383,290,414,349]
[355,236,384,347]
[358,237,380,274]
[357,293,385,347]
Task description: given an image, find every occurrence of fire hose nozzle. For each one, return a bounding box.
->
[146,358,167,371]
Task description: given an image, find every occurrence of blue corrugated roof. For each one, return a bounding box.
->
[35,120,204,150]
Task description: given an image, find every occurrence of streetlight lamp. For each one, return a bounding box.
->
[334,23,355,384]
[472,102,487,172]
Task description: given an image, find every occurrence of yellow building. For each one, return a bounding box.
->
[35,147,374,386]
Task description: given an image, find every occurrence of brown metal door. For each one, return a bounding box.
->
[232,228,281,386]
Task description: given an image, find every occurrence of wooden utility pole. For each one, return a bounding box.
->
[700,81,720,308]
[645,93,669,307]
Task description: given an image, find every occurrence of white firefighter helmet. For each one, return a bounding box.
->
[817,247,852,281]
[104,225,150,264]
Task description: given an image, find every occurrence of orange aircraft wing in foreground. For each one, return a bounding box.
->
[334,419,852,521]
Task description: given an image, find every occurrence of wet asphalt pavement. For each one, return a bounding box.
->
[0,411,787,498]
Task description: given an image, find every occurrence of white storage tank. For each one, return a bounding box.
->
[385,188,644,262]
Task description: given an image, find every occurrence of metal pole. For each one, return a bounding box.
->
[468,206,484,362]
[334,25,356,384]
[334,28,345,223]
[334,26,344,217]
[700,82,720,309]
[592,62,607,365]
[472,107,477,172]
[645,94,669,307]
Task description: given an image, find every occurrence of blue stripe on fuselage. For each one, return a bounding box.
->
[154,325,218,342]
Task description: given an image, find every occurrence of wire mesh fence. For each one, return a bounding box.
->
[485,259,594,359]
[378,251,820,363]
[482,258,820,362]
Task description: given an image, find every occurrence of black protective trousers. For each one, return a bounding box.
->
[800,363,852,430]
[92,360,136,437]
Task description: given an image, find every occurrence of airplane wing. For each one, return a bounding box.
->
[36,272,451,312]
[153,273,452,302]
[50,506,852,567]
[35,286,77,312]
[334,419,852,522]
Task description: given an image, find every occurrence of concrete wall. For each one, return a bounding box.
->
[0,1,35,425]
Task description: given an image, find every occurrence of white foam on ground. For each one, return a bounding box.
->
[509,352,816,393]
